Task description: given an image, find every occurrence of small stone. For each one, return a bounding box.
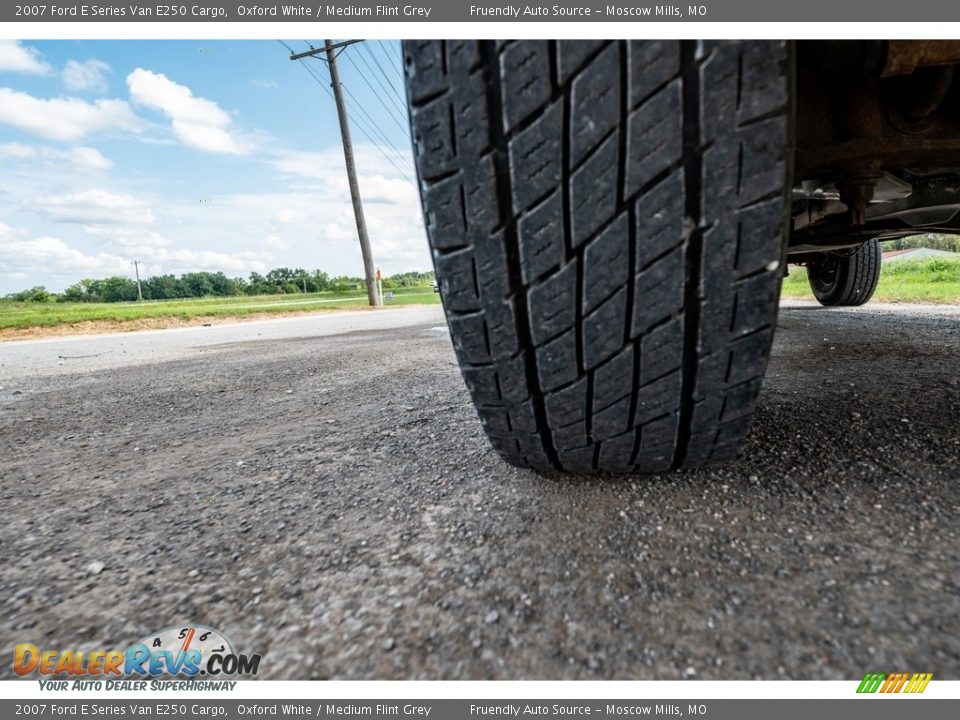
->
[382,638,396,651]
[188,569,199,578]
[484,610,499,624]
[86,561,105,575]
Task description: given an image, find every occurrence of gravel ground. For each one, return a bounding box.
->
[1,301,958,680]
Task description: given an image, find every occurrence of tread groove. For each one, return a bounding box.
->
[673,40,704,470]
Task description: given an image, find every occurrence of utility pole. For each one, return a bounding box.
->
[133,260,143,301]
[289,40,381,307]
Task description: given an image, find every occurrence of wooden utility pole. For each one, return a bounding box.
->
[288,40,381,306]
[324,39,380,307]
[133,260,143,301]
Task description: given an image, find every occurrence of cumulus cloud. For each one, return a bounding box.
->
[27,189,155,225]
[264,235,289,250]
[0,228,271,288]
[0,222,26,240]
[0,40,53,75]
[69,146,113,171]
[62,58,111,93]
[0,235,131,277]
[0,88,142,142]
[83,225,170,249]
[140,247,272,274]
[0,142,112,171]
[0,142,34,160]
[272,208,304,225]
[323,222,354,242]
[126,68,248,154]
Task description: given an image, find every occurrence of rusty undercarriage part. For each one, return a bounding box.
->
[795,41,960,178]
[883,40,960,78]
[790,41,960,254]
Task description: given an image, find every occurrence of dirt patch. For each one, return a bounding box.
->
[0,307,379,342]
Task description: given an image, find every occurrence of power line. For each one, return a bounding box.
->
[361,41,409,112]
[291,48,416,184]
[339,82,416,169]
[298,39,410,148]
[377,40,406,87]
[341,74,411,140]
[345,48,409,120]
[297,57,412,173]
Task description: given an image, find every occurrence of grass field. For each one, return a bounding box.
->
[781,257,960,304]
[0,287,441,333]
[4,257,958,338]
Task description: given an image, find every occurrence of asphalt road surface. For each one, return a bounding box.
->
[1,301,958,679]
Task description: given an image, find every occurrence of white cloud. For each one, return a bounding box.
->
[0,142,113,171]
[83,225,170,249]
[0,142,34,160]
[0,229,270,287]
[0,222,26,240]
[62,58,111,93]
[140,247,272,275]
[126,68,248,155]
[323,222,354,242]
[69,146,112,171]
[250,79,278,89]
[0,235,131,277]
[264,235,289,250]
[0,88,142,142]
[273,208,304,224]
[0,40,53,75]
[27,189,154,225]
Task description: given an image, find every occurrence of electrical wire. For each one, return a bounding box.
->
[377,40,406,87]
[340,82,416,170]
[341,74,411,139]
[295,40,411,155]
[361,41,409,111]
[345,48,409,120]
[290,48,416,184]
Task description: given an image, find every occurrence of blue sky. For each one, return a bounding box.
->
[0,39,424,293]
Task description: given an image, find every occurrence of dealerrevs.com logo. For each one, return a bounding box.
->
[857,672,934,694]
[13,625,261,687]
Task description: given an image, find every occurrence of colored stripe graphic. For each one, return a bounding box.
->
[857,672,932,694]
[905,673,933,693]
[857,672,886,693]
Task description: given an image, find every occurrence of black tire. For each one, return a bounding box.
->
[405,40,793,473]
[807,240,881,306]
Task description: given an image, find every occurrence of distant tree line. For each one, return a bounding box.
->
[884,234,960,252]
[4,268,436,303]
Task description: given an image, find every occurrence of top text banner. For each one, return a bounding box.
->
[6,0,960,23]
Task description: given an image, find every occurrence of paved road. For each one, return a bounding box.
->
[0,305,445,381]
[1,302,958,679]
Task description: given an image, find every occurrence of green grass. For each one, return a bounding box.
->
[0,287,441,331]
[781,257,960,304]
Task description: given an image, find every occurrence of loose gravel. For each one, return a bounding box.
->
[1,302,958,679]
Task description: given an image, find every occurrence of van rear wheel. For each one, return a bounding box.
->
[807,239,882,307]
